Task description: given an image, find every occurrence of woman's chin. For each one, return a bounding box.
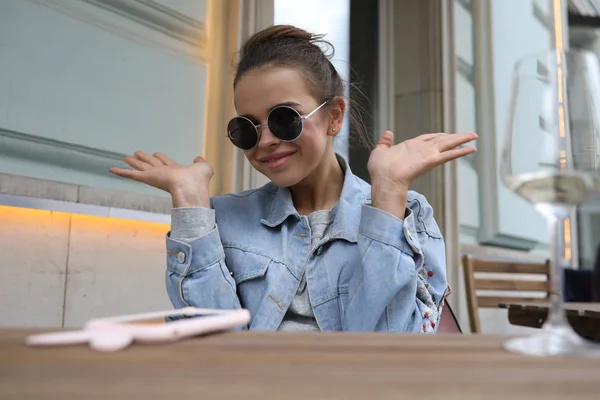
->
[265,171,304,188]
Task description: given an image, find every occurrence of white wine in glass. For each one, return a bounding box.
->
[500,49,600,357]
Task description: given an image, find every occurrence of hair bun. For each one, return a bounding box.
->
[240,25,331,59]
[250,25,316,43]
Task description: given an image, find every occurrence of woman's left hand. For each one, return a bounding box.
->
[367,130,477,218]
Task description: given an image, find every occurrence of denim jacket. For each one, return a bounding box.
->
[165,158,448,332]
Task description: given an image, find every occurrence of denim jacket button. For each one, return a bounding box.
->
[177,251,186,264]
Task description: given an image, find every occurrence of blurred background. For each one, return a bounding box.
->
[0,0,598,333]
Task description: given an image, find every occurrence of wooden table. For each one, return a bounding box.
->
[500,303,600,340]
[1,329,600,399]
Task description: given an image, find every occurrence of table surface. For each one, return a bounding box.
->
[0,329,600,400]
[2,329,600,399]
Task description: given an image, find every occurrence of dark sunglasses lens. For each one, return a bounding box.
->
[268,107,302,141]
[227,118,258,150]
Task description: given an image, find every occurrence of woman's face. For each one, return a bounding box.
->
[234,66,336,188]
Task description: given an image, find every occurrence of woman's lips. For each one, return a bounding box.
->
[258,151,296,170]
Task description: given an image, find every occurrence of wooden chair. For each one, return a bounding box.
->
[461,254,550,333]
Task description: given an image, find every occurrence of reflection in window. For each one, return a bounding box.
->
[454,0,477,167]
[569,8,600,269]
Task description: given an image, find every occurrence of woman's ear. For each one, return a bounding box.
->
[327,97,346,137]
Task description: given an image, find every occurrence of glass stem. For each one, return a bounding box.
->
[544,215,569,328]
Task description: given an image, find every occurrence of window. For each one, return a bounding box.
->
[274,0,351,160]
[454,0,553,251]
[0,0,209,198]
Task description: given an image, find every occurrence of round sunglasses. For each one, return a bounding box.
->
[227,101,329,150]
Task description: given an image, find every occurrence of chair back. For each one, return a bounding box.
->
[461,254,550,333]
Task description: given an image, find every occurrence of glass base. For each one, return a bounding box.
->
[503,324,600,357]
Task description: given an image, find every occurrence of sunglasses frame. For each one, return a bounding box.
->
[228,100,329,150]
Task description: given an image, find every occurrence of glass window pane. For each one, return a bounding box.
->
[455,1,474,65]
[570,20,600,269]
[0,0,208,197]
[454,0,553,249]
[274,0,350,160]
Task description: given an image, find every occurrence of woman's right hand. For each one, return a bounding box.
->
[109,151,213,208]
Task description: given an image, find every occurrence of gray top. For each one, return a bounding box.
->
[170,204,337,332]
[277,208,336,332]
[170,207,215,241]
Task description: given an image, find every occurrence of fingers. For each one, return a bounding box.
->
[124,155,151,171]
[437,145,477,163]
[376,131,394,149]
[123,151,174,171]
[110,150,176,184]
[134,151,163,167]
[432,132,478,151]
[154,152,176,166]
[419,133,445,141]
[109,167,145,182]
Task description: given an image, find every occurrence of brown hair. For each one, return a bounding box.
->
[233,25,372,149]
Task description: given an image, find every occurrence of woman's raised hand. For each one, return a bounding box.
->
[368,131,477,188]
[109,151,214,208]
[367,131,477,218]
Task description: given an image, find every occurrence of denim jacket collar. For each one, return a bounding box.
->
[260,154,368,243]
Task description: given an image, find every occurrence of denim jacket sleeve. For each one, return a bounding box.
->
[165,203,245,326]
[343,192,447,333]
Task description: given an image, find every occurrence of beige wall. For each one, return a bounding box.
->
[0,205,171,328]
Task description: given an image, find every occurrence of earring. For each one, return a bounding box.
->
[332,128,337,132]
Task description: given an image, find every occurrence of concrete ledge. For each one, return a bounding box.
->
[77,185,171,214]
[0,173,78,203]
[0,173,172,220]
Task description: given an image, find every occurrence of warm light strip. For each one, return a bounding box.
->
[557,68,564,105]
[202,0,238,197]
[558,104,566,138]
[0,193,171,225]
[564,218,572,261]
[0,203,169,228]
[553,0,564,55]
[553,0,572,262]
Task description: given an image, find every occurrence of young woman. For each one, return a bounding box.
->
[110,25,477,332]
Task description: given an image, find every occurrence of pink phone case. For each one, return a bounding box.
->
[25,307,251,352]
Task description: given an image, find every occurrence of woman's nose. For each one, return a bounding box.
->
[257,125,280,149]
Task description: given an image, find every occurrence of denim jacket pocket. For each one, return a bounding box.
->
[224,246,272,309]
[225,247,271,283]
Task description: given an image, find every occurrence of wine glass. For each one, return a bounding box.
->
[500,49,600,357]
